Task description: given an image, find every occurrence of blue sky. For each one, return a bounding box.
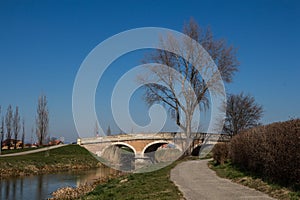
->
[0,0,299,142]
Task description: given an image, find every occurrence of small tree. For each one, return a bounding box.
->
[0,118,3,154]
[36,95,49,146]
[13,106,20,149]
[0,106,2,152]
[31,125,34,146]
[94,121,99,137]
[21,119,25,149]
[5,105,13,149]
[107,125,111,136]
[224,93,263,137]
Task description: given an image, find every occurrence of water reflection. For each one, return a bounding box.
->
[0,166,116,200]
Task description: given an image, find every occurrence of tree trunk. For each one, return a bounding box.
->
[184,116,193,156]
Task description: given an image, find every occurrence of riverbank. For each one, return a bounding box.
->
[0,145,101,178]
[50,171,125,199]
[81,160,186,200]
[51,159,186,200]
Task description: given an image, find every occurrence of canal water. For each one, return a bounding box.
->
[0,166,116,200]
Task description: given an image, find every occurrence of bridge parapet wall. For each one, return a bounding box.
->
[78,133,229,157]
[77,132,225,144]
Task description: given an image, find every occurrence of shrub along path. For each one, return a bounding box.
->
[170,159,275,200]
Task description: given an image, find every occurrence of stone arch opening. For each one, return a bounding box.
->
[142,140,182,163]
[111,142,137,155]
[101,142,136,171]
[191,144,201,156]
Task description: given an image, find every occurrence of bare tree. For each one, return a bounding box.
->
[0,105,3,152]
[140,19,238,154]
[0,106,3,153]
[31,125,34,146]
[0,117,3,154]
[13,106,20,149]
[22,119,25,149]
[36,95,49,146]
[94,121,99,137]
[5,105,13,150]
[224,93,263,137]
[107,125,111,136]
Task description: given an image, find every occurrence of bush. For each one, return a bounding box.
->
[212,142,230,165]
[230,119,300,188]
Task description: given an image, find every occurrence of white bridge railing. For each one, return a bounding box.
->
[78,132,229,145]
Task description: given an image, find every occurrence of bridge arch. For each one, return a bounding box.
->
[112,142,137,155]
[101,142,137,156]
[141,140,181,157]
[191,144,202,156]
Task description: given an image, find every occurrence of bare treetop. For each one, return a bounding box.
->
[139,19,239,154]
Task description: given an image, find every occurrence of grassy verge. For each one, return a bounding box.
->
[0,145,100,178]
[208,161,300,200]
[82,160,185,200]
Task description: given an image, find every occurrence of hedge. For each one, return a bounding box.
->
[230,119,300,187]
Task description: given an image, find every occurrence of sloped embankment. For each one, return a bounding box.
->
[0,145,101,178]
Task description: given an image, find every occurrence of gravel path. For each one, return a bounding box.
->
[0,144,67,157]
[170,159,275,200]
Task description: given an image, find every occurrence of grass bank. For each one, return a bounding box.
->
[209,161,300,200]
[0,145,101,178]
[81,160,185,200]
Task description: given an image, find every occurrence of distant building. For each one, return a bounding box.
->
[48,139,63,146]
[2,139,23,149]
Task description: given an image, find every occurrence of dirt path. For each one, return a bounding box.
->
[170,159,275,200]
[0,144,67,157]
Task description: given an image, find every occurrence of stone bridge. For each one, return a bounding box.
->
[78,132,229,170]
